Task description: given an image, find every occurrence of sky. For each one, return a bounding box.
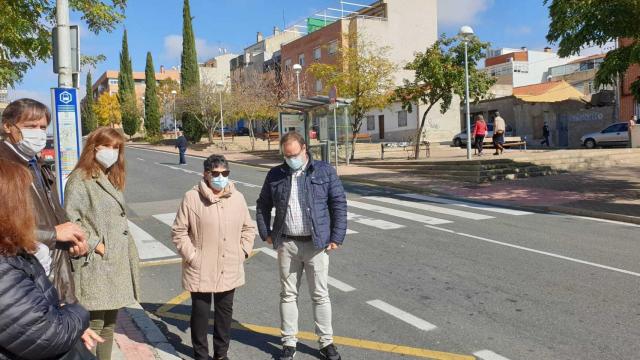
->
[9,0,609,105]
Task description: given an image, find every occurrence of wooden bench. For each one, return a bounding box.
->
[338,133,373,143]
[475,136,526,150]
[380,141,430,160]
[259,131,280,141]
[211,132,234,141]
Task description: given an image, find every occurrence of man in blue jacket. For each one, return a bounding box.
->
[175,130,188,164]
[256,131,347,360]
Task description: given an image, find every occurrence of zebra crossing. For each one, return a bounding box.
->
[130,193,536,262]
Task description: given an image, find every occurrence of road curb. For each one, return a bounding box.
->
[125,302,181,360]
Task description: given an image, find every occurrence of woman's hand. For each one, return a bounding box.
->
[81,329,104,350]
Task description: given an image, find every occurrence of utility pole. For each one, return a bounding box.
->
[56,0,73,88]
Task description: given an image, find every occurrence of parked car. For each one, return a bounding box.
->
[452,123,513,147]
[41,137,55,164]
[580,122,630,148]
[235,127,251,136]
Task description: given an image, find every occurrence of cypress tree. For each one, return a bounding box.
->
[180,0,205,142]
[81,72,97,135]
[144,52,161,137]
[118,29,139,138]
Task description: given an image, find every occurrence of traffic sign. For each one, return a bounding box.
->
[51,87,83,204]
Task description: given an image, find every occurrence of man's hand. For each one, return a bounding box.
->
[266,236,273,245]
[55,222,86,243]
[69,241,88,257]
[80,329,104,350]
[326,242,340,251]
[95,242,105,257]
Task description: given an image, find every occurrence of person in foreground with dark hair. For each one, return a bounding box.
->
[0,158,102,360]
[172,154,256,360]
[256,131,348,360]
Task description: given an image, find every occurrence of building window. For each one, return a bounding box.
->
[108,79,118,85]
[367,115,375,131]
[397,110,408,127]
[284,59,292,71]
[313,47,321,61]
[315,79,323,92]
[298,53,305,66]
[328,40,338,55]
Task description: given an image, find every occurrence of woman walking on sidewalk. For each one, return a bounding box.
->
[473,114,488,156]
[64,127,141,360]
[172,154,256,360]
[0,159,103,360]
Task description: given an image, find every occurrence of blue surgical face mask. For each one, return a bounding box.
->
[285,156,305,171]
[210,175,229,190]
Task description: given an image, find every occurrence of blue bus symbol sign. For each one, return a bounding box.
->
[59,91,73,104]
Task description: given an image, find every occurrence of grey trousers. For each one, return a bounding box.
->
[277,239,333,348]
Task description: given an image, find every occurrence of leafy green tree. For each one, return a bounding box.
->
[117,29,138,138]
[94,93,121,128]
[395,34,495,159]
[144,52,161,137]
[180,0,205,142]
[121,97,139,138]
[308,34,396,160]
[546,0,640,100]
[81,72,97,135]
[0,1,126,87]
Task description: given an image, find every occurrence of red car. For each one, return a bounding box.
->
[41,138,55,164]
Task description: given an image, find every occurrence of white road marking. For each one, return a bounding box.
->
[568,215,640,228]
[127,220,176,260]
[155,162,260,188]
[256,247,356,292]
[248,206,358,234]
[347,200,452,225]
[473,350,512,360]
[152,213,176,227]
[398,193,533,216]
[347,212,405,230]
[366,300,437,331]
[424,225,456,233]
[365,196,494,220]
[136,157,145,161]
[425,225,640,278]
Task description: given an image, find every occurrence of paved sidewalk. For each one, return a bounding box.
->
[128,143,640,224]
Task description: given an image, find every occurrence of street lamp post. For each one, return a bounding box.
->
[460,25,474,160]
[293,63,302,100]
[171,90,177,139]
[216,81,225,145]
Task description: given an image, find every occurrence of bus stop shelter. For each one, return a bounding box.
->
[280,95,353,166]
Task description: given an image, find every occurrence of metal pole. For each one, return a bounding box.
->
[333,106,338,169]
[219,90,225,144]
[56,0,73,88]
[296,72,301,100]
[173,96,177,139]
[464,41,472,160]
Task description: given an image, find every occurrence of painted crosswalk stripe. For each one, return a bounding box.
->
[364,196,494,220]
[347,212,405,230]
[248,207,359,234]
[473,350,511,360]
[127,221,176,260]
[256,247,356,292]
[347,200,452,225]
[152,213,176,227]
[398,193,533,216]
[366,300,437,331]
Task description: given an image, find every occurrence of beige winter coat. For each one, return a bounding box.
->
[172,180,256,293]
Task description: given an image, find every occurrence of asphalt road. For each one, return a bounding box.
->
[123,146,640,360]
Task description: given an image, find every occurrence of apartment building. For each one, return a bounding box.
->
[619,38,640,121]
[548,54,611,96]
[200,53,236,86]
[0,88,8,114]
[279,0,459,142]
[92,66,180,100]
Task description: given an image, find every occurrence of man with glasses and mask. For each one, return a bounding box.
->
[0,98,88,305]
[256,131,347,360]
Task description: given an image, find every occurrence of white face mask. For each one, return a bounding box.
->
[16,128,47,158]
[95,148,119,169]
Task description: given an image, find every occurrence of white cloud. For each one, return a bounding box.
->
[438,0,493,26]
[162,34,221,64]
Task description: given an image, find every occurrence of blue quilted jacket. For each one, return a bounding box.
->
[256,155,347,250]
[0,253,89,360]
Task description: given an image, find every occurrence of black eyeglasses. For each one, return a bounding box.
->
[209,170,230,177]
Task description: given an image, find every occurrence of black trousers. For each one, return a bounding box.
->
[179,148,186,164]
[475,135,485,153]
[191,289,235,360]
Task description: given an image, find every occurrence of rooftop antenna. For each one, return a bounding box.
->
[282,9,286,30]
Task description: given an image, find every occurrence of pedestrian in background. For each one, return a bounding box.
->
[256,131,348,360]
[492,112,506,155]
[172,154,256,360]
[0,158,103,360]
[541,122,551,147]
[64,127,141,360]
[472,115,488,156]
[628,115,637,148]
[0,98,87,305]
[175,130,188,165]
